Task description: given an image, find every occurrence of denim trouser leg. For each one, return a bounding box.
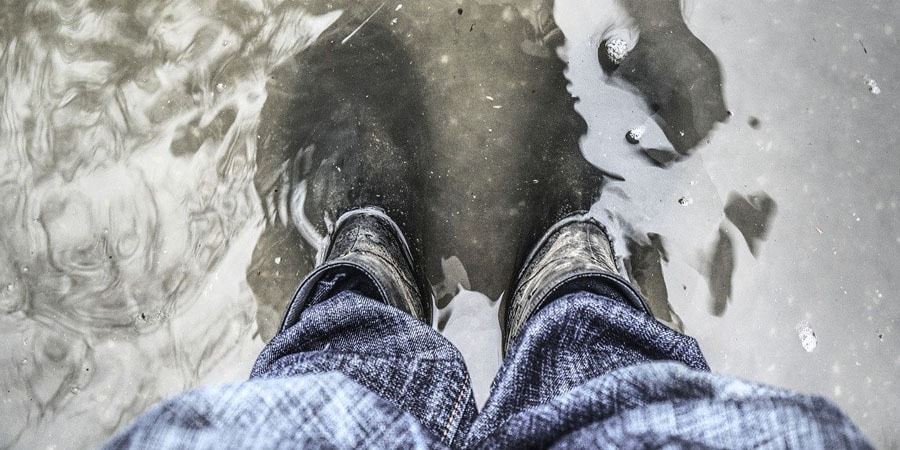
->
[249,273,478,444]
[106,272,477,448]
[467,285,870,448]
[108,271,869,448]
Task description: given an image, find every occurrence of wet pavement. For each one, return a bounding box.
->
[1,0,897,447]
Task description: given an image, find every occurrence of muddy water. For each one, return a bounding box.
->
[0,0,897,447]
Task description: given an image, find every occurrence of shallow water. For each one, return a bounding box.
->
[1,0,897,447]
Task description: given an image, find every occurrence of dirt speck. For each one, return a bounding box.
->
[864,75,881,94]
[626,126,645,144]
[796,321,817,352]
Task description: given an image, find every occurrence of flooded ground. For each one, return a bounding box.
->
[1,0,897,447]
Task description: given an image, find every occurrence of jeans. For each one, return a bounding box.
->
[107,272,870,448]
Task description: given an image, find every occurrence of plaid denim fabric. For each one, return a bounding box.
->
[105,373,443,449]
[249,291,478,445]
[467,292,869,449]
[108,279,870,449]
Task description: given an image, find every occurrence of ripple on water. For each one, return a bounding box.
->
[0,1,341,446]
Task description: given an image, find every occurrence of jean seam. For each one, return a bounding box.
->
[440,376,470,445]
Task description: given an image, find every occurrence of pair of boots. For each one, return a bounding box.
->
[280,207,651,351]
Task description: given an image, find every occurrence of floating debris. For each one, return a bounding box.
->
[864,75,881,94]
[606,38,629,65]
[626,125,646,144]
[796,321,818,352]
[342,2,385,45]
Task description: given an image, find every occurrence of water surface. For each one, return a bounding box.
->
[0,0,897,447]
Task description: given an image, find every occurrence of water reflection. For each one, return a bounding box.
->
[251,0,735,327]
[251,1,598,332]
[0,1,339,446]
[707,192,777,316]
[556,0,757,329]
[603,0,729,155]
[0,0,775,445]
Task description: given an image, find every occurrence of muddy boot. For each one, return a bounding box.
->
[504,213,652,352]
[279,207,430,332]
